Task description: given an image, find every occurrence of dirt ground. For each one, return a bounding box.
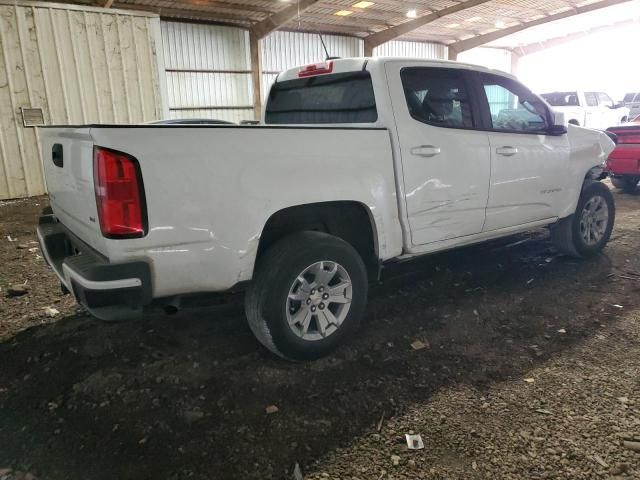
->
[1,184,640,480]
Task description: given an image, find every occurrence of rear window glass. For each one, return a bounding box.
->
[265,71,377,124]
[541,92,579,106]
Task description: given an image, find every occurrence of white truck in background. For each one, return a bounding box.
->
[38,57,616,361]
[540,90,629,129]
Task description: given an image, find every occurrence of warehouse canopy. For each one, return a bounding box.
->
[67,0,638,54]
[487,1,640,49]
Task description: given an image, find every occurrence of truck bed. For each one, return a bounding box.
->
[40,124,402,298]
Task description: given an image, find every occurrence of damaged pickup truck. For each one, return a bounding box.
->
[38,57,615,360]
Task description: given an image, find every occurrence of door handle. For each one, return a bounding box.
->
[496,146,518,157]
[411,145,441,157]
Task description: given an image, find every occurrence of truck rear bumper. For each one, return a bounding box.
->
[607,148,640,175]
[37,214,152,321]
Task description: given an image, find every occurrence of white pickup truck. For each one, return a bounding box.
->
[38,57,616,360]
[540,90,629,129]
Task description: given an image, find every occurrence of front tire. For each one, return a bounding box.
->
[551,181,615,258]
[245,231,368,361]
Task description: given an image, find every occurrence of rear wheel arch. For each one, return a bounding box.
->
[255,201,379,278]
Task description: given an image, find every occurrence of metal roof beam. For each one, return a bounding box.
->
[511,17,638,56]
[448,0,634,55]
[251,0,321,39]
[363,0,494,54]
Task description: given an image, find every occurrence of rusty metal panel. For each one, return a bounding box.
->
[373,40,448,59]
[0,0,164,199]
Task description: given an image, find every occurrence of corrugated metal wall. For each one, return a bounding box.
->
[161,21,254,123]
[0,1,164,200]
[261,31,363,100]
[373,40,448,59]
[158,23,448,118]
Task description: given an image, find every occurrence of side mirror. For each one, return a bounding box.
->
[548,110,568,135]
[548,124,568,135]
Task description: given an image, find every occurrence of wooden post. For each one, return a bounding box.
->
[510,51,520,76]
[364,39,374,57]
[249,31,262,121]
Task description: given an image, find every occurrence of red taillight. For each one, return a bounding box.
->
[298,61,333,78]
[93,146,146,238]
[618,133,640,144]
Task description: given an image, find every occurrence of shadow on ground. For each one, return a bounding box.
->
[3,219,635,480]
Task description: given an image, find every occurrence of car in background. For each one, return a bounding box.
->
[607,123,640,193]
[622,92,640,120]
[541,90,629,129]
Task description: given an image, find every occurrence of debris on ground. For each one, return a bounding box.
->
[43,307,59,317]
[292,462,303,480]
[593,455,609,468]
[6,284,28,297]
[410,340,428,351]
[623,440,640,452]
[2,190,640,479]
[405,433,424,450]
[265,405,279,414]
[376,411,385,432]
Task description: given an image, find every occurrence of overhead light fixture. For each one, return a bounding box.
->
[334,10,353,16]
[495,19,505,28]
[465,16,482,22]
[406,9,417,18]
[353,1,374,8]
[446,23,460,28]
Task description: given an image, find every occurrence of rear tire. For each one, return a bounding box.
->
[611,175,639,193]
[245,231,368,361]
[551,181,615,258]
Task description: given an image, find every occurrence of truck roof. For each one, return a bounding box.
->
[275,56,515,83]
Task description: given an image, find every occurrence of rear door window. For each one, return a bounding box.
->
[265,71,377,124]
[400,67,474,129]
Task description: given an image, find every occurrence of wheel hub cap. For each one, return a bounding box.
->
[579,195,609,246]
[286,261,353,341]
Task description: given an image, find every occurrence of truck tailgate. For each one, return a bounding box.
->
[40,127,107,255]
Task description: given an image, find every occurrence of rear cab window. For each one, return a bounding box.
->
[265,71,377,124]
